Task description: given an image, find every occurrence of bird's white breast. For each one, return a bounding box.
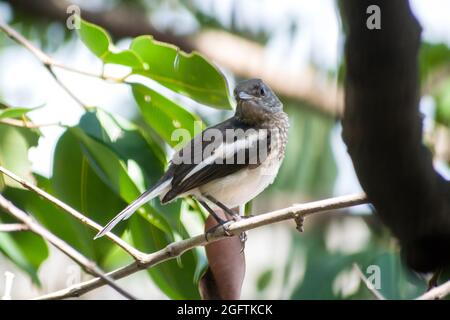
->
[198,147,282,208]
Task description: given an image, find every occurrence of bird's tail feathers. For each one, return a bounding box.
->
[94,179,171,239]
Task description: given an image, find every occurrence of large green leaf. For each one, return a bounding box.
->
[78,109,165,185]
[131,36,232,109]
[77,18,144,69]
[130,214,200,299]
[51,131,128,263]
[132,84,203,147]
[68,126,172,235]
[77,109,183,232]
[0,125,36,189]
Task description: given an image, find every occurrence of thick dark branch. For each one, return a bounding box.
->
[341,0,450,272]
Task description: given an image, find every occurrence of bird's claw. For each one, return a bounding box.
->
[205,220,233,242]
[205,216,247,253]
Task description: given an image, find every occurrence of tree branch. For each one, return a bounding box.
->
[416,280,450,300]
[33,193,368,300]
[0,166,145,261]
[0,194,137,300]
[0,118,62,128]
[0,20,124,110]
[0,223,28,232]
[340,0,450,272]
[6,0,342,116]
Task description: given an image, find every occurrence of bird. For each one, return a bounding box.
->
[95,78,289,240]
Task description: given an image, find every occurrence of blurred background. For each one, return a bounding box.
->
[0,0,449,299]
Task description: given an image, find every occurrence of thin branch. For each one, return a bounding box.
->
[0,118,62,128]
[34,193,368,300]
[0,194,137,300]
[353,263,385,300]
[0,166,145,261]
[0,20,123,110]
[416,280,450,300]
[0,223,29,232]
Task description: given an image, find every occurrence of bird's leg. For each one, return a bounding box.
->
[198,200,232,241]
[204,195,236,218]
[204,195,247,245]
[427,268,442,291]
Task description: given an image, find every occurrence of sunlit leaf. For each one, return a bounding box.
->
[0,125,36,189]
[130,214,200,299]
[52,132,127,263]
[77,17,110,58]
[77,18,144,69]
[131,36,232,109]
[132,84,203,147]
[0,107,36,120]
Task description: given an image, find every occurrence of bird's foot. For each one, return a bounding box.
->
[230,214,247,252]
[205,220,233,242]
[295,215,305,232]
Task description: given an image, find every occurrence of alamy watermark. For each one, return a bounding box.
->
[366,5,381,30]
[66,5,81,30]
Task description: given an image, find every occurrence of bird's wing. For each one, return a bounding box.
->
[162,118,271,203]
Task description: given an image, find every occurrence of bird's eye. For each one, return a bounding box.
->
[259,87,266,96]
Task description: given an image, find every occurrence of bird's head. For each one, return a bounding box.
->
[234,79,283,124]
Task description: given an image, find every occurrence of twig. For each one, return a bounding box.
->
[0,194,137,300]
[416,280,450,300]
[0,223,28,232]
[0,21,122,110]
[0,166,145,261]
[34,193,368,300]
[0,118,62,128]
[353,263,385,300]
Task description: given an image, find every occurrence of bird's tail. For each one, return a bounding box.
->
[94,179,172,239]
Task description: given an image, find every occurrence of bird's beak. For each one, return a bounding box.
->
[238,92,253,100]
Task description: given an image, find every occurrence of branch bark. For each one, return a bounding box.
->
[340,0,450,272]
[33,193,368,300]
[0,194,136,300]
[416,280,450,300]
[0,166,145,261]
[0,223,28,232]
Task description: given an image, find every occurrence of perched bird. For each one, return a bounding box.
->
[95,79,289,239]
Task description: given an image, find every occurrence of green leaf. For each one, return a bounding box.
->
[131,36,232,109]
[52,131,128,263]
[435,79,450,126]
[130,214,200,299]
[78,108,166,185]
[68,110,175,235]
[77,109,183,232]
[103,50,144,69]
[257,269,273,292]
[420,42,450,82]
[0,107,35,120]
[77,18,144,69]
[132,84,203,147]
[77,17,111,58]
[0,125,36,189]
